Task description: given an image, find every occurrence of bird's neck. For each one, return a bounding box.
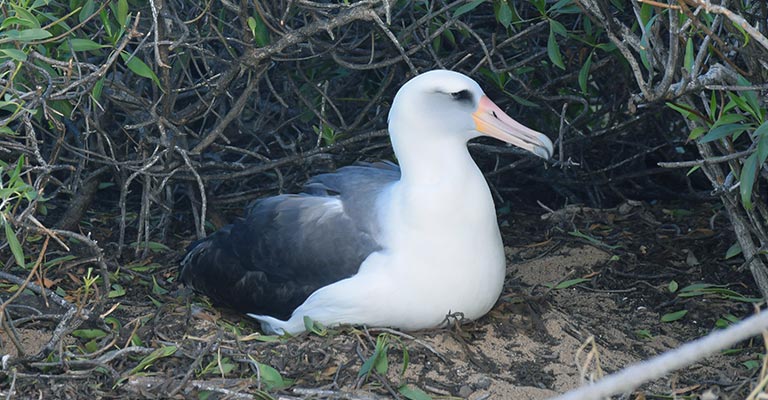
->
[392,133,479,187]
[384,128,499,245]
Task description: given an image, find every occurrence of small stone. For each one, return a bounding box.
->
[700,389,719,400]
[458,385,472,398]
[474,375,492,390]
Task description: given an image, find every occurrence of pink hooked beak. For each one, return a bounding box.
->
[472,96,553,159]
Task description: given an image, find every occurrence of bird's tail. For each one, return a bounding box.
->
[179,238,210,284]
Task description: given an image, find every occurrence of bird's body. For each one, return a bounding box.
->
[180,70,553,334]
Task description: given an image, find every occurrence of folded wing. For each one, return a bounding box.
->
[179,162,400,319]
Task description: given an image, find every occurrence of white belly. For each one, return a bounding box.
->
[251,175,507,335]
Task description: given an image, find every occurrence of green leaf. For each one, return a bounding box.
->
[634,329,653,340]
[508,93,539,107]
[108,283,126,298]
[757,126,768,166]
[727,90,748,109]
[398,385,433,400]
[736,75,762,122]
[666,102,697,121]
[549,19,567,36]
[568,229,620,249]
[303,316,328,336]
[684,37,694,74]
[756,120,768,138]
[105,316,122,330]
[0,48,27,61]
[743,359,761,370]
[249,14,270,47]
[117,0,129,27]
[725,242,741,260]
[247,17,257,37]
[120,52,161,88]
[548,0,581,15]
[10,5,41,29]
[698,123,749,143]
[547,23,565,70]
[453,0,485,18]
[69,38,108,51]
[712,112,746,128]
[79,0,95,24]
[2,28,52,42]
[687,126,707,141]
[708,91,717,119]
[740,152,758,210]
[661,310,688,322]
[359,334,390,379]
[0,17,33,30]
[638,14,659,71]
[84,339,100,353]
[639,2,653,25]
[547,278,591,289]
[72,329,107,339]
[2,219,25,268]
[92,76,104,101]
[578,52,592,94]
[400,343,410,375]
[129,345,177,375]
[99,8,114,40]
[130,240,170,252]
[668,280,678,293]
[256,362,293,390]
[678,283,714,293]
[43,255,77,267]
[583,14,592,36]
[496,1,513,28]
[715,314,740,329]
[130,333,144,347]
[151,276,168,295]
[530,0,546,14]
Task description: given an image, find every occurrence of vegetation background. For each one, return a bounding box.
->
[0,0,767,398]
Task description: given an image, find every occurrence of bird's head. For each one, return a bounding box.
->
[388,69,553,160]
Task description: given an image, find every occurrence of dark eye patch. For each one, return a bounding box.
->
[450,90,472,103]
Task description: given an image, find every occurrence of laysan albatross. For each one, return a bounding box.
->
[180,70,553,335]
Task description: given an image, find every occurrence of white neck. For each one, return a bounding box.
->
[390,119,479,187]
[385,122,496,236]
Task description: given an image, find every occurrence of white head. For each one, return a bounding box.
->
[388,70,553,160]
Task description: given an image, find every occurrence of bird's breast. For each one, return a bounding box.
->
[375,174,506,276]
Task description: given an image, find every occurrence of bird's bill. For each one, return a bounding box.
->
[472,96,553,160]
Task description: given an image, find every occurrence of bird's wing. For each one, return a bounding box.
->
[180,162,400,320]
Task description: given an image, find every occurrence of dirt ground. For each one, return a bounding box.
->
[0,200,761,399]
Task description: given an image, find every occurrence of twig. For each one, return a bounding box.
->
[0,271,68,310]
[176,147,207,239]
[551,310,768,400]
[4,368,16,400]
[167,332,221,397]
[190,69,264,154]
[291,387,389,400]
[637,0,680,9]
[658,148,755,168]
[689,0,768,52]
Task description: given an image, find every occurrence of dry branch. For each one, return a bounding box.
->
[552,310,768,400]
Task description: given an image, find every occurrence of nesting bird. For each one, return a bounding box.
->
[180,70,553,334]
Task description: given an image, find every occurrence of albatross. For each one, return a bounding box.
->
[180,70,553,335]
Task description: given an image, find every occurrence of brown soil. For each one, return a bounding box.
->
[1,201,760,399]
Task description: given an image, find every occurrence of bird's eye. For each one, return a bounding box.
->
[450,90,472,103]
